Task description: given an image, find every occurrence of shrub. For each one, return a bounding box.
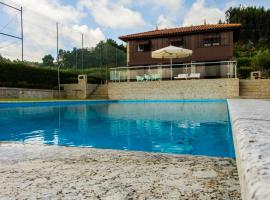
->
[237,57,253,67]
[0,62,78,89]
[253,49,270,71]
[237,66,254,79]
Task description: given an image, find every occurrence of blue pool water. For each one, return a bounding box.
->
[0,100,235,157]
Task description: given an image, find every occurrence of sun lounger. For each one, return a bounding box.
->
[174,74,188,80]
[151,74,162,81]
[136,75,144,81]
[189,73,200,79]
[144,74,151,81]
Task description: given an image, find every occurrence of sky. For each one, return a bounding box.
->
[0,0,270,61]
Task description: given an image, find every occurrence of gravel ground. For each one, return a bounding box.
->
[0,143,241,200]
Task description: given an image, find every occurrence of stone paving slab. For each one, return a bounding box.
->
[0,143,240,200]
[228,99,270,200]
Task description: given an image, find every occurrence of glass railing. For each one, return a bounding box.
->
[109,61,237,82]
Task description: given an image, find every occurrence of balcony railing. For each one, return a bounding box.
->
[109,61,237,82]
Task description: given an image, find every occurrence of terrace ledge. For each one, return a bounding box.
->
[228,99,270,200]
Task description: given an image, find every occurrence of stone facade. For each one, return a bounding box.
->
[0,87,64,99]
[108,79,239,100]
[62,84,97,99]
[62,75,97,99]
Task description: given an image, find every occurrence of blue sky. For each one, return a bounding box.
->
[0,0,270,61]
[71,0,270,41]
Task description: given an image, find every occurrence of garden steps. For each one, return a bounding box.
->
[88,84,108,99]
[239,80,270,99]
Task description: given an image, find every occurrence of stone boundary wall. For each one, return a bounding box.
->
[108,79,239,100]
[0,87,64,99]
[62,84,97,99]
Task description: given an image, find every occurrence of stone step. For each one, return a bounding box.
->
[89,84,108,99]
[240,95,270,99]
[240,91,270,95]
[240,88,270,92]
[240,86,270,88]
[239,80,270,99]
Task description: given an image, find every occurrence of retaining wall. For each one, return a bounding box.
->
[108,79,239,100]
[0,87,64,99]
[62,84,97,99]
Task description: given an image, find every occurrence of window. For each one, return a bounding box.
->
[137,43,151,52]
[202,34,221,47]
[203,38,212,47]
[170,37,184,47]
[170,40,183,47]
[203,37,221,47]
[212,37,221,46]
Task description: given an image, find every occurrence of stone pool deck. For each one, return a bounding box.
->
[0,143,240,200]
[228,99,270,200]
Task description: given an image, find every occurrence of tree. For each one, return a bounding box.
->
[253,50,270,71]
[42,54,54,66]
[54,39,126,69]
[0,54,11,63]
[226,6,270,47]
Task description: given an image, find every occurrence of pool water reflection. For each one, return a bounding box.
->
[0,101,235,157]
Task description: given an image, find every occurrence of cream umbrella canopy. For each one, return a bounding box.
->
[151,45,193,80]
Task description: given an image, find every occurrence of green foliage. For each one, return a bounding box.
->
[234,43,256,58]
[237,57,253,67]
[0,54,12,63]
[58,39,126,69]
[253,50,270,71]
[237,66,254,79]
[0,62,78,89]
[226,6,270,48]
[42,54,54,66]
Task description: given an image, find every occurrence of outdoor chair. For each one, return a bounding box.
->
[189,73,200,79]
[144,74,151,81]
[174,74,188,80]
[151,74,161,81]
[136,75,144,81]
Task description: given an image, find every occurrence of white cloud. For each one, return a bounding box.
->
[78,0,145,29]
[71,25,105,47]
[136,0,184,29]
[183,0,225,26]
[4,0,85,24]
[0,0,105,61]
[157,15,174,29]
[137,0,183,12]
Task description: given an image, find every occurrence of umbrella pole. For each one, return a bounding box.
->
[170,58,172,80]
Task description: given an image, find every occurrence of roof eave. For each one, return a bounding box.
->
[119,25,241,42]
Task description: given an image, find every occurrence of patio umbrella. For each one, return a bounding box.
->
[151,45,193,80]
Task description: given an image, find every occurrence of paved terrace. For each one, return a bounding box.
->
[228,99,270,200]
[0,143,240,199]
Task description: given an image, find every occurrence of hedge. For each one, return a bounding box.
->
[0,62,101,89]
[237,66,254,79]
[236,57,253,67]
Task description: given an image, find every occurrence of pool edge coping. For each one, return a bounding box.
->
[0,99,227,105]
[227,99,270,200]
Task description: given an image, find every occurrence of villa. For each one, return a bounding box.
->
[119,23,241,67]
[1,4,270,200]
[112,24,241,81]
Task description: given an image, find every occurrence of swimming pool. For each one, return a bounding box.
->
[0,100,235,157]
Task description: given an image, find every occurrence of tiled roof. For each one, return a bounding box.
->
[119,24,241,42]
